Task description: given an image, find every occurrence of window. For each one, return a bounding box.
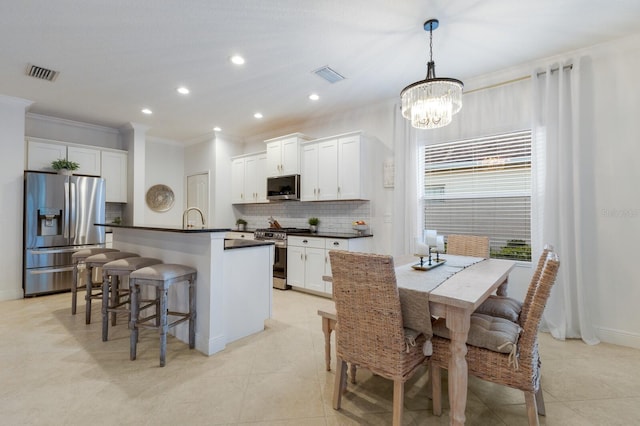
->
[421,130,532,261]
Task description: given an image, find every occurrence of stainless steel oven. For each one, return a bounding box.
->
[254,228,310,290]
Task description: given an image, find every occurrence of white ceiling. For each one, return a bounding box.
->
[2,0,640,142]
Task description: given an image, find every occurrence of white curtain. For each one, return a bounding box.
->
[392,104,420,256]
[531,61,599,344]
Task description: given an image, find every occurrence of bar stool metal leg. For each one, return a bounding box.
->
[159,286,169,367]
[129,281,140,361]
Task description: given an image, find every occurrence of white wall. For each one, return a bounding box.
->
[26,113,122,150]
[583,34,640,347]
[144,137,184,226]
[0,96,33,300]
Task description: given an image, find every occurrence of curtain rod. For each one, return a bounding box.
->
[464,64,573,95]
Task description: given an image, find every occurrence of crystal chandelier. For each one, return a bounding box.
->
[400,19,463,129]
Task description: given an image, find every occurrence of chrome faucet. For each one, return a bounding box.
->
[183,207,205,228]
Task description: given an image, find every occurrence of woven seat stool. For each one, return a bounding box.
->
[71,248,119,315]
[128,264,197,367]
[84,251,140,324]
[101,257,163,341]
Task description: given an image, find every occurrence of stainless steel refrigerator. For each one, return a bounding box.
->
[23,171,106,296]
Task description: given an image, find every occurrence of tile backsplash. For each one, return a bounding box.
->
[106,202,125,223]
[234,201,370,233]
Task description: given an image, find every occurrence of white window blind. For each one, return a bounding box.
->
[422,130,532,261]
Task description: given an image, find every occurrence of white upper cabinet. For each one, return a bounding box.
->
[27,138,101,176]
[27,138,100,176]
[337,134,362,200]
[300,131,371,201]
[264,133,310,177]
[101,149,128,202]
[27,137,129,202]
[68,146,101,176]
[27,139,67,171]
[231,152,268,204]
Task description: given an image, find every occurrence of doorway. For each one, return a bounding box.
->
[186,172,209,227]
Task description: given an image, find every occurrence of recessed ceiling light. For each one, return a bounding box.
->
[213,126,222,132]
[177,87,190,95]
[254,112,263,119]
[309,93,320,101]
[141,108,152,115]
[230,55,245,65]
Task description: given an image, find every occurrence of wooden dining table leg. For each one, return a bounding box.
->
[446,306,471,426]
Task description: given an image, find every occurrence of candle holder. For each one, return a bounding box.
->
[412,248,446,271]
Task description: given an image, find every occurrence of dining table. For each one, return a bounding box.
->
[325,254,516,426]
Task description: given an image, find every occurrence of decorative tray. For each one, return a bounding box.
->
[411,258,446,271]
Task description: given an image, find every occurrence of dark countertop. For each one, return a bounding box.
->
[96,223,231,234]
[224,239,274,250]
[288,232,373,239]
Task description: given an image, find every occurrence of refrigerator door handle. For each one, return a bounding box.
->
[64,181,70,238]
[28,266,75,274]
[29,246,101,255]
[69,181,76,239]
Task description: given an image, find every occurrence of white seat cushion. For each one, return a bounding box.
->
[474,295,523,323]
[103,257,162,272]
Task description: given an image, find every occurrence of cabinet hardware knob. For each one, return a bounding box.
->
[333,242,339,246]
[302,239,308,243]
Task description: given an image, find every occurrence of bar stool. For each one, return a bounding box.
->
[101,257,163,341]
[71,248,119,315]
[129,264,197,367]
[84,251,140,324]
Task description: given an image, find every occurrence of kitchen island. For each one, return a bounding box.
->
[98,224,274,356]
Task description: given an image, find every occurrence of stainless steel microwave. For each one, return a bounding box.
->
[267,174,300,201]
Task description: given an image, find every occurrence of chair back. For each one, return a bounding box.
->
[518,244,553,327]
[446,234,490,258]
[329,250,407,378]
[518,251,560,357]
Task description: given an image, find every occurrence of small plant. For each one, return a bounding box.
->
[51,158,80,171]
[235,218,247,231]
[308,217,320,226]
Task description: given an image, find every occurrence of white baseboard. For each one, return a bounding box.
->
[0,288,24,302]
[594,326,640,349]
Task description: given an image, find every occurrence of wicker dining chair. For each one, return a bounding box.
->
[475,245,554,325]
[329,250,428,426]
[430,251,560,426]
[446,234,490,258]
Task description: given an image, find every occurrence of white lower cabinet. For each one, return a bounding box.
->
[288,235,371,297]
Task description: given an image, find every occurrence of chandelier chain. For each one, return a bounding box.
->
[429,23,433,63]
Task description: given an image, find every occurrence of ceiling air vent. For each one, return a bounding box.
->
[313,66,345,84]
[26,64,59,82]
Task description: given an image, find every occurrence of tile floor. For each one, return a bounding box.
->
[1,289,639,425]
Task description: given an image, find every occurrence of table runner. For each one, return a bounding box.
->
[395,255,484,352]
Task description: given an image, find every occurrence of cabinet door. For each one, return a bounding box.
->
[244,155,259,203]
[317,139,338,200]
[338,135,361,199]
[305,247,326,292]
[265,142,282,177]
[231,158,246,204]
[286,245,305,287]
[68,146,101,176]
[299,143,318,201]
[280,137,300,175]
[101,150,128,202]
[27,140,67,171]
[254,153,268,202]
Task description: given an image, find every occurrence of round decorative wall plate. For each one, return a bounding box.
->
[146,184,175,212]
